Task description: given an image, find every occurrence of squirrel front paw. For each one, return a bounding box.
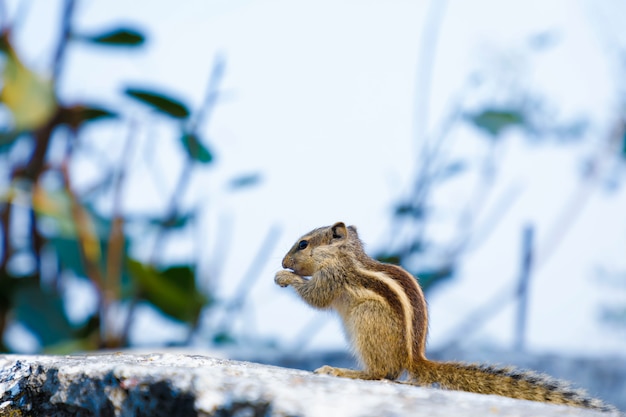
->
[274,270,297,287]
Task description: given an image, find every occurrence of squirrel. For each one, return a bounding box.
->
[274,222,615,412]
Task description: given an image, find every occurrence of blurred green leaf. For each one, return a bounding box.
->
[376,254,402,265]
[149,211,195,230]
[228,173,261,189]
[180,133,213,163]
[467,109,525,137]
[0,33,10,52]
[0,130,23,151]
[79,107,116,121]
[0,271,18,311]
[128,260,207,324]
[213,331,236,345]
[0,37,57,130]
[71,105,117,123]
[59,105,117,130]
[161,266,198,294]
[125,88,190,119]
[394,203,424,219]
[13,277,74,347]
[48,237,87,277]
[416,266,454,293]
[75,28,145,47]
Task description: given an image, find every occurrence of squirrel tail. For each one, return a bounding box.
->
[410,359,614,412]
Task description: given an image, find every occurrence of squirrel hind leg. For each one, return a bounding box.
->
[314,365,393,380]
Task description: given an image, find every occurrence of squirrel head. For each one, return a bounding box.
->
[282,221,361,276]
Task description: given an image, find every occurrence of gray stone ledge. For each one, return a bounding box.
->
[0,353,621,417]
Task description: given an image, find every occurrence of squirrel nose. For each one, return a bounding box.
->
[282,256,291,269]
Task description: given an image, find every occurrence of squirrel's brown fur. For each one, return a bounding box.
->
[275,222,614,412]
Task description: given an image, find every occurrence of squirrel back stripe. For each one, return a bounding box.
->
[354,267,415,364]
[370,262,428,363]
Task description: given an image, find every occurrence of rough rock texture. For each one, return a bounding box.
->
[0,353,622,417]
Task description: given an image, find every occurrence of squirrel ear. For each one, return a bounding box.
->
[331,222,348,239]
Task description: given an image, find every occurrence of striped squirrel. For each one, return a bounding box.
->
[274,222,615,412]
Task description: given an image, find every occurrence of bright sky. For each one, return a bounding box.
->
[4,0,626,356]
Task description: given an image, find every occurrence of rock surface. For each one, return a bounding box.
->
[243,347,626,412]
[0,353,621,417]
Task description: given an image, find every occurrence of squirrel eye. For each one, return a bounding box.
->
[297,240,308,250]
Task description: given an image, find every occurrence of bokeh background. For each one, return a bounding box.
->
[1,0,625,404]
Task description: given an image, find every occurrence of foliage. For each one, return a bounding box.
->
[466,109,525,137]
[375,26,626,349]
[74,27,146,47]
[0,2,253,352]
